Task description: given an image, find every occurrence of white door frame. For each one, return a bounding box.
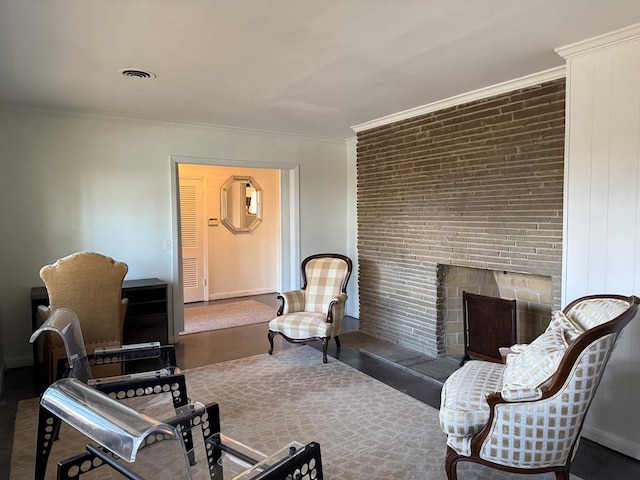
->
[169,155,300,343]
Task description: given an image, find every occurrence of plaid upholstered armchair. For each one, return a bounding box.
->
[268,253,352,363]
[439,294,639,480]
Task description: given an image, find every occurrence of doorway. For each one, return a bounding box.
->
[178,164,280,302]
[170,156,300,342]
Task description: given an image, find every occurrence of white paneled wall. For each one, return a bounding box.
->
[558,24,640,459]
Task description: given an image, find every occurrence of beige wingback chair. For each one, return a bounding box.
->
[439,294,639,480]
[37,252,129,381]
[268,253,352,363]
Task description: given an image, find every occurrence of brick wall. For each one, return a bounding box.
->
[356,79,566,356]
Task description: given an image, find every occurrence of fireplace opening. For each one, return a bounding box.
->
[440,265,552,358]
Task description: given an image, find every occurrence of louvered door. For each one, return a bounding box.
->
[180,178,206,303]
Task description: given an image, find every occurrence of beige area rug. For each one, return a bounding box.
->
[11,347,582,480]
[180,299,276,335]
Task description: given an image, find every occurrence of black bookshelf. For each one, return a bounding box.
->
[30,278,170,367]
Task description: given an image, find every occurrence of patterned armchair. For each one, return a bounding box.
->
[439,294,639,480]
[268,254,352,363]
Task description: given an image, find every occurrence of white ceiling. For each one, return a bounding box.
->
[2,1,640,140]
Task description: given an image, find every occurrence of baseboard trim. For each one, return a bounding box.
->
[582,424,640,461]
[208,288,276,301]
[3,355,33,369]
[346,306,359,318]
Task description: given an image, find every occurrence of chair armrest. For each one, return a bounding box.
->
[498,343,530,364]
[327,294,348,310]
[470,388,547,455]
[94,342,162,363]
[37,305,52,321]
[326,293,348,323]
[119,298,129,332]
[508,343,529,353]
[41,378,186,463]
[277,290,305,315]
[498,347,516,364]
[332,293,348,303]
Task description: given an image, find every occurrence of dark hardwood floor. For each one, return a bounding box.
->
[1,294,639,479]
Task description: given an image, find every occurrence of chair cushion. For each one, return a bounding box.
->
[269,312,332,339]
[439,360,505,456]
[501,328,568,401]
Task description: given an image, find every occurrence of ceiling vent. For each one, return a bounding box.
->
[118,68,156,79]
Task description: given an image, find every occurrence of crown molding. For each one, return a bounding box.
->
[555,22,640,59]
[0,103,346,143]
[351,66,566,134]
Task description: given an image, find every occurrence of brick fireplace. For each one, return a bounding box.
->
[356,78,565,357]
[442,265,552,357]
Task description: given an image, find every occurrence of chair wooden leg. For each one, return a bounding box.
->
[322,338,328,363]
[444,446,459,480]
[334,335,341,349]
[555,469,570,480]
[268,330,276,355]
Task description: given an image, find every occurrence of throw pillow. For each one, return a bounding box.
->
[546,310,584,343]
[502,328,568,401]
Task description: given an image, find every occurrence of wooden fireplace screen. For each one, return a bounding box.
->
[461,291,517,365]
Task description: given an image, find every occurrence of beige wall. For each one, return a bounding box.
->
[179,164,280,299]
[0,109,351,368]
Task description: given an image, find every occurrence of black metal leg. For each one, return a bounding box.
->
[35,404,62,480]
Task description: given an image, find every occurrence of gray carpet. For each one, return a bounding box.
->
[11,347,581,479]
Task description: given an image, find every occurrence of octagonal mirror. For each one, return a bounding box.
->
[220,176,262,233]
